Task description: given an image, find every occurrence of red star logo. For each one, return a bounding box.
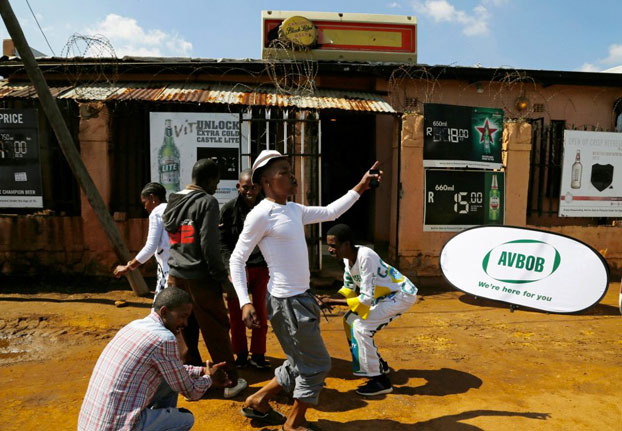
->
[476,119,498,143]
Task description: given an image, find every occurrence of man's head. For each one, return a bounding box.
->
[326,223,355,260]
[192,158,220,194]
[153,287,193,335]
[237,168,260,207]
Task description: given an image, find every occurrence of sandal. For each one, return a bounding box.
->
[240,407,286,425]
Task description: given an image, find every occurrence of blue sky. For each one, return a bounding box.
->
[1,0,620,72]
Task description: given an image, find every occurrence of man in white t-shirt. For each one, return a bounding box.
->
[322,223,418,396]
[229,150,381,431]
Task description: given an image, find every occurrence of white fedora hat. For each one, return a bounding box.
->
[251,150,286,184]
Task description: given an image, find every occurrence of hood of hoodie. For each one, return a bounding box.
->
[162,185,207,232]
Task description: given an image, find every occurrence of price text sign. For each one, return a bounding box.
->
[0,109,43,208]
[423,103,503,169]
[424,169,504,232]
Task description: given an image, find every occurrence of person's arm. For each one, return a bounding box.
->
[200,197,228,283]
[154,338,212,400]
[356,253,377,307]
[113,211,161,277]
[301,162,382,225]
[230,209,269,328]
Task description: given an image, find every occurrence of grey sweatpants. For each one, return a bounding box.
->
[267,291,331,405]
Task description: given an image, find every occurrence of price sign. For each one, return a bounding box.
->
[423,103,503,169]
[0,109,43,208]
[424,169,504,232]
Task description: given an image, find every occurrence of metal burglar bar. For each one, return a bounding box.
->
[239,108,323,271]
[527,119,566,217]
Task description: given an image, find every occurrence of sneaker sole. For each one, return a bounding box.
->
[224,378,248,398]
[356,386,393,396]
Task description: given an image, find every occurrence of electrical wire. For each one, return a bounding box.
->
[25,0,55,56]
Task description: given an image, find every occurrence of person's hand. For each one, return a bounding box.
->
[315,294,335,310]
[113,265,129,278]
[203,361,231,388]
[352,161,383,194]
[241,303,260,329]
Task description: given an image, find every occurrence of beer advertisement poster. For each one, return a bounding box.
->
[423,103,503,169]
[440,226,609,313]
[424,169,504,231]
[149,112,241,206]
[0,109,43,208]
[559,130,622,217]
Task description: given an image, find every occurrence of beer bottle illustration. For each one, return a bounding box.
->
[158,119,180,194]
[488,174,500,222]
[483,120,491,155]
[570,150,582,189]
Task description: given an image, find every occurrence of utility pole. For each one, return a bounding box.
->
[0,0,149,296]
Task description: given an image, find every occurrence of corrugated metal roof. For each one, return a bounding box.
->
[0,81,395,113]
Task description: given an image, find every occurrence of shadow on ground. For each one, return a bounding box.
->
[314,410,550,431]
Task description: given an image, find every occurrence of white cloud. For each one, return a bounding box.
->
[602,44,622,65]
[578,43,622,72]
[388,1,402,8]
[578,63,600,72]
[81,14,192,57]
[412,0,491,36]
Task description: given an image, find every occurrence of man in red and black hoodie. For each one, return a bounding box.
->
[163,158,247,399]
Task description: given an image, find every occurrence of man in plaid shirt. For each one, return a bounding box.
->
[78,287,230,431]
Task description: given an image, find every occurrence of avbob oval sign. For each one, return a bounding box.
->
[440,226,609,313]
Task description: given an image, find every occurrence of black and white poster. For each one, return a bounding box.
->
[0,109,43,208]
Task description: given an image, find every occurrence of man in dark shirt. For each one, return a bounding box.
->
[163,158,247,399]
[220,168,270,369]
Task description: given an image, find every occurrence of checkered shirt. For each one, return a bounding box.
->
[78,311,211,431]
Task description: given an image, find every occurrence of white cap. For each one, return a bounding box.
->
[251,150,286,184]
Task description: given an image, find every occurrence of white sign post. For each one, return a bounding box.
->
[560,130,622,217]
[150,112,240,206]
[440,226,609,313]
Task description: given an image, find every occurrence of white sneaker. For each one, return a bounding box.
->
[224,378,247,399]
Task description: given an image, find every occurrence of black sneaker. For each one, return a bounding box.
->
[249,354,271,369]
[356,375,393,396]
[379,358,390,375]
[235,354,249,368]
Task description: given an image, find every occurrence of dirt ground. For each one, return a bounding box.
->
[1,276,621,431]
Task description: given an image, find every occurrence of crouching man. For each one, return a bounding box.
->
[78,287,230,431]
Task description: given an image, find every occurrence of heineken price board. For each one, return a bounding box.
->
[440,226,609,313]
[424,169,504,232]
[423,103,503,169]
[0,109,43,208]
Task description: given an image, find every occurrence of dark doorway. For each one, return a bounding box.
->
[321,112,376,242]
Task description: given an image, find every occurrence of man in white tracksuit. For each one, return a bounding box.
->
[323,223,418,396]
[230,150,381,431]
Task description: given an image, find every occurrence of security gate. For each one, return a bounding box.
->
[239,108,323,271]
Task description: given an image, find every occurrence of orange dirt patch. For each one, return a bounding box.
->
[1,283,621,430]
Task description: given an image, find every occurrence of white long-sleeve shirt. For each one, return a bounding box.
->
[135,203,170,273]
[230,190,360,307]
[344,246,418,307]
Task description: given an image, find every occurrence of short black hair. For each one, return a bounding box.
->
[240,168,252,181]
[192,158,220,185]
[327,223,354,246]
[153,287,192,311]
[140,182,167,202]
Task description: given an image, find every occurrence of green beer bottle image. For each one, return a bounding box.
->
[488,174,500,222]
[158,119,180,194]
[483,120,491,155]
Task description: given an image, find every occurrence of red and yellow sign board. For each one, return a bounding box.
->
[262,11,417,62]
